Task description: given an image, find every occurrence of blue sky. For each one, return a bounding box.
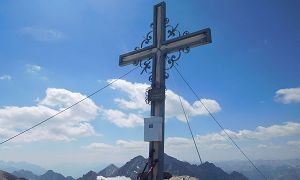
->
[0,0,300,178]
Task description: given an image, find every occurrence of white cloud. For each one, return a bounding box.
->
[26,64,42,73]
[196,122,300,142]
[82,140,147,153]
[0,75,12,80]
[257,143,280,149]
[166,136,230,150]
[82,137,230,160]
[82,140,148,163]
[82,121,300,162]
[84,143,115,151]
[0,88,99,143]
[241,122,300,140]
[165,122,300,156]
[39,88,99,121]
[287,140,300,147]
[257,144,268,148]
[108,79,221,122]
[75,79,219,129]
[83,139,148,152]
[20,27,64,42]
[165,90,221,121]
[166,137,191,147]
[167,122,300,160]
[109,79,149,111]
[275,87,300,104]
[100,108,143,128]
[116,140,147,151]
[85,140,148,154]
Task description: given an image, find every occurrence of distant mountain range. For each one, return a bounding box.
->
[215,159,300,180]
[102,154,248,180]
[1,155,300,180]
[77,155,249,180]
[0,160,46,175]
[0,170,27,180]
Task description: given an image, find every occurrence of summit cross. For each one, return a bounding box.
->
[119,2,212,180]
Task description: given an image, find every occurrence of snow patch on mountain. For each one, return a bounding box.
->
[97,176,130,180]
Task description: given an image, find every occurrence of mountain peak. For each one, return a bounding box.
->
[106,164,118,169]
[12,169,38,180]
[199,161,217,168]
[0,170,27,180]
[98,164,119,177]
[78,171,97,180]
[40,170,72,180]
[45,170,55,174]
[131,155,145,161]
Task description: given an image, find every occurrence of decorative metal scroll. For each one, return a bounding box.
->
[134,23,153,79]
[133,19,191,81]
[164,18,191,77]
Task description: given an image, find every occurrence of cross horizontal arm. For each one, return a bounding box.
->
[119,46,156,66]
[161,28,211,54]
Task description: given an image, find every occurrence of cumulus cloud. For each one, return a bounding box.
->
[82,140,148,162]
[196,121,300,142]
[20,26,64,42]
[100,108,143,128]
[26,64,42,73]
[83,121,300,162]
[0,75,12,80]
[275,87,300,104]
[116,140,147,151]
[287,140,300,147]
[94,79,220,128]
[83,136,229,157]
[108,79,149,111]
[2,77,220,139]
[85,122,300,150]
[236,122,300,140]
[39,88,99,121]
[0,88,99,143]
[108,79,221,122]
[166,136,231,151]
[165,90,221,121]
[84,140,148,152]
[84,143,115,151]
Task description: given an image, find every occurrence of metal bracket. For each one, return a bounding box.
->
[147,87,165,102]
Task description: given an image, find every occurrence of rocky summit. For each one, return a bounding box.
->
[94,154,248,180]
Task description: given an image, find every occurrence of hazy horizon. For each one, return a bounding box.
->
[1,156,300,178]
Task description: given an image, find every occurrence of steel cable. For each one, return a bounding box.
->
[170,71,203,164]
[173,65,268,180]
[0,66,138,145]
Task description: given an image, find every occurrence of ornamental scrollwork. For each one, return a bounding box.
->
[164,18,191,73]
[134,23,154,77]
[133,19,191,81]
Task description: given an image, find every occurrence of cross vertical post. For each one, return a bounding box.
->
[149,3,166,180]
[119,2,212,180]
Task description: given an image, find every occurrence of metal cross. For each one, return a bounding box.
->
[119,2,211,180]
